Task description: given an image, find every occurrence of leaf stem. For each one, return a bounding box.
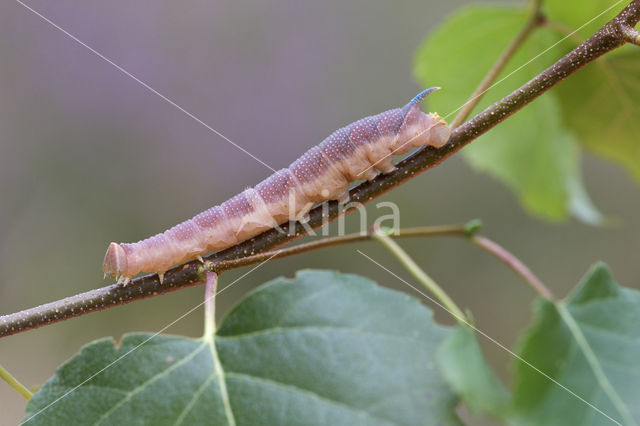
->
[202,270,218,341]
[200,269,236,425]
[555,303,636,426]
[449,0,543,128]
[471,235,553,299]
[372,230,467,323]
[0,363,33,400]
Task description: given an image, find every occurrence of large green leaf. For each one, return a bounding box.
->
[25,270,461,426]
[436,325,510,419]
[414,5,603,222]
[511,263,640,425]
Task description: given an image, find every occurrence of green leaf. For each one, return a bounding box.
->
[556,51,640,183]
[511,263,640,425]
[414,5,603,222]
[25,270,461,426]
[461,95,580,221]
[436,325,510,418]
[544,0,623,41]
[414,6,529,119]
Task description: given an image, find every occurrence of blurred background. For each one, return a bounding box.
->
[1,0,638,424]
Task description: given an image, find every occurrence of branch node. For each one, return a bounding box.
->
[463,219,483,237]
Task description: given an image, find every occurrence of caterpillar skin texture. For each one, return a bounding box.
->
[103,88,450,282]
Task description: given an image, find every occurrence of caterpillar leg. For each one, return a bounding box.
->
[158,273,164,284]
[361,168,378,181]
[196,255,205,263]
[117,276,132,286]
[375,158,396,174]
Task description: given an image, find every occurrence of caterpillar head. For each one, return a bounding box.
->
[103,242,128,279]
[398,87,451,150]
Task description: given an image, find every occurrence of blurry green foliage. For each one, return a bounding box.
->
[512,263,640,425]
[414,1,640,222]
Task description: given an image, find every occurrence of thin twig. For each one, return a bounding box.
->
[471,236,553,299]
[0,363,33,400]
[1,0,639,338]
[210,224,468,272]
[450,0,544,129]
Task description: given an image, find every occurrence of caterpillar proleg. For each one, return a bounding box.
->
[103,88,450,282]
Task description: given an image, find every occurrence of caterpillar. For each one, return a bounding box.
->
[103,87,450,283]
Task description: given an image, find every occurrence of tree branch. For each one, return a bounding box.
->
[2,0,640,338]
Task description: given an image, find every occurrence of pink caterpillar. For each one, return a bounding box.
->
[103,88,450,283]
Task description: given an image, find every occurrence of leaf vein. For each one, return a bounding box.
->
[173,373,217,426]
[208,339,236,426]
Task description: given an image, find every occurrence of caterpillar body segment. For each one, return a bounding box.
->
[103,88,451,282]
